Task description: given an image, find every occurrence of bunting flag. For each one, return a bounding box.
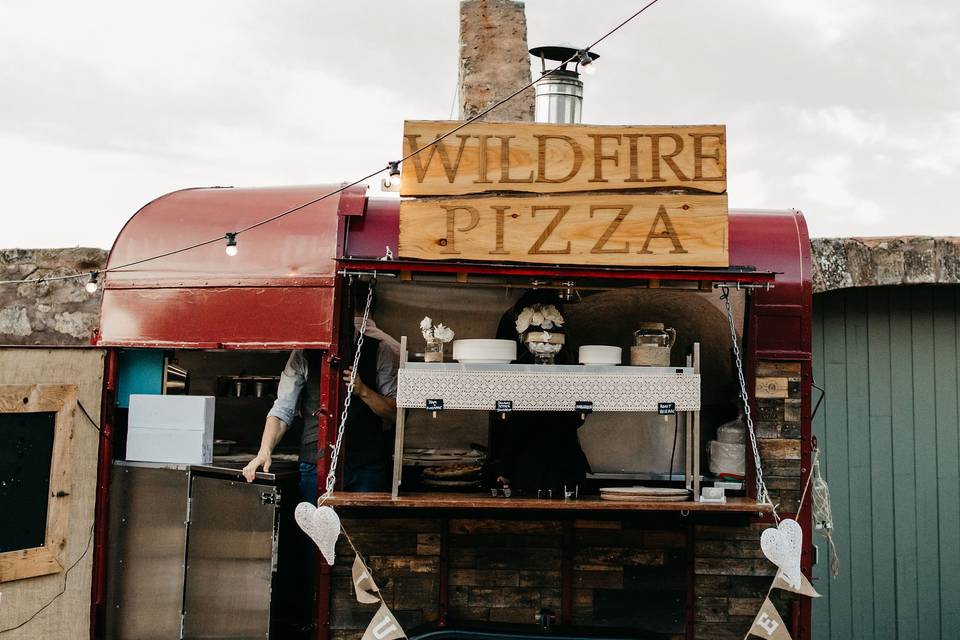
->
[352,554,382,604]
[748,597,792,640]
[362,603,406,640]
[772,569,820,598]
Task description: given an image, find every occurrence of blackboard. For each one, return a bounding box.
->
[0,411,55,553]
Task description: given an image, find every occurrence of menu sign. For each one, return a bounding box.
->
[398,121,729,268]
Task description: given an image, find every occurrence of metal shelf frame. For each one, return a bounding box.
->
[390,337,702,500]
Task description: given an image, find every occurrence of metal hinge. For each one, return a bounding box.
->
[261,491,279,505]
[185,497,192,525]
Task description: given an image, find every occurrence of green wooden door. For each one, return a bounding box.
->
[812,286,960,639]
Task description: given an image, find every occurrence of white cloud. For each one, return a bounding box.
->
[791,155,887,227]
[1,0,959,246]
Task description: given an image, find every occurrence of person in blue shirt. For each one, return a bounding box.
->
[242,282,399,501]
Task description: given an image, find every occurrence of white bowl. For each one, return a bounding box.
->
[452,339,517,364]
[578,345,622,365]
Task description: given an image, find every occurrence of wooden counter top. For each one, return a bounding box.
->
[327,492,771,513]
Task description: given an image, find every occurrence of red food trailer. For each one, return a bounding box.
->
[91,183,813,640]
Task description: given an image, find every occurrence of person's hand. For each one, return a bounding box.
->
[342,367,368,397]
[242,450,271,482]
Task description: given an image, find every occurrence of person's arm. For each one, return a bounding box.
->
[242,416,289,480]
[243,351,304,482]
[341,367,397,421]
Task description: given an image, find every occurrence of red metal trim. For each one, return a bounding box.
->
[336,184,368,217]
[438,518,450,627]
[339,258,775,284]
[90,349,118,640]
[797,359,814,640]
[685,521,695,640]
[104,277,336,289]
[316,206,353,640]
[560,520,574,625]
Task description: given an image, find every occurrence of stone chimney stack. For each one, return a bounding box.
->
[458,0,534,121]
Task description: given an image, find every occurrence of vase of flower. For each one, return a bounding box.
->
[420,316,454,362]
[523,331,565,365]
[515,304,565,365]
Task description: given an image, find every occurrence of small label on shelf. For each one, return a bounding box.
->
[658,402,677,415]
[495,400,513,412]
[575,401,593,413]
[425,399,444,411]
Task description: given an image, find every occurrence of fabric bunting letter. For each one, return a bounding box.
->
[748,598,791,640]
[362,603,406,640]
[352,554,381,604]
[772,569,820,598]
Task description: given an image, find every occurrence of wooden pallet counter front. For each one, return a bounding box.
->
[329,493,771,514]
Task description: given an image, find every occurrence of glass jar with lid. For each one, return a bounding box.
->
[631,322,676,366]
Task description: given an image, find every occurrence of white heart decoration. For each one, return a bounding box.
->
[295,502,341,565]
[760,518,803,589]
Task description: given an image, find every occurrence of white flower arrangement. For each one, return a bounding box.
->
[515,304,565,334]
[420,316,455,343]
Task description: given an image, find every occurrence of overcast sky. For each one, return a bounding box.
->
[2,0,957,248]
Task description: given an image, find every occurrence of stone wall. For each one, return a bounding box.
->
[811,236,960,293]
[0,248,106,345]
[459,0,535,121]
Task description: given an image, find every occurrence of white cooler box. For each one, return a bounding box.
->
[127,394,215,464]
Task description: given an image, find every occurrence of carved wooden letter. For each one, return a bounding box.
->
[441,205,480,254]
[535,135,583,183]
[690,132,726,181]
[638,205,688,254]
[648,133,688,182]
[589,205,633,254]
[405,134,472,183]
[529,206,571,254]
[588,134,622,183]
[490,205,510,255]
[498,135,534,183]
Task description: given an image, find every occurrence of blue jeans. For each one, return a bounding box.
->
[299,462,389,500]
[299,462,318,504]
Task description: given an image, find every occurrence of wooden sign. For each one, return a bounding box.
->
[400,120,726,196]
[398,194,728,267]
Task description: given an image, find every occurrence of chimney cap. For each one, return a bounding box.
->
[529,45,599,77]
[528,45,599,63]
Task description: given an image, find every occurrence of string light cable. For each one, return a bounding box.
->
[0,0,664,289]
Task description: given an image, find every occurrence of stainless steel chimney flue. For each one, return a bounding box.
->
[528,46,598,124]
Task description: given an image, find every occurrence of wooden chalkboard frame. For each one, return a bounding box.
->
[0,384,77,583]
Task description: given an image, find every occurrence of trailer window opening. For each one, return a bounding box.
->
[371,277,749,503]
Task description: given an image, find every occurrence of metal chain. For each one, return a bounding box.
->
[720,286,777,519]
[322,279,375,498]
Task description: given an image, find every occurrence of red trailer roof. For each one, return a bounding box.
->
[98,184,364,349]
[97,186,810,358]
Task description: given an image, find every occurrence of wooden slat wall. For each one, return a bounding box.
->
[812,286,960,639]
[0,348,105,639]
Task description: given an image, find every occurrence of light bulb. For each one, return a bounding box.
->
[85,272,99,293]
[381,160,401,192]
[577,49,596,75]
[225,232,238,256]
[381,174,400,192]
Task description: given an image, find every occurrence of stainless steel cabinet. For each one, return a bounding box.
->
[106,462,290,639]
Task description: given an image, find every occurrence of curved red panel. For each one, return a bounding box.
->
[99,184,363,348]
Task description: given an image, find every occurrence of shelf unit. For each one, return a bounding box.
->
[390,336,702,500]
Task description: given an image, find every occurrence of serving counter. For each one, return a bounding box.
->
[328,492,772,514]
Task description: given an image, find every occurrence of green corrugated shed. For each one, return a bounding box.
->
[812,285,960,639]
